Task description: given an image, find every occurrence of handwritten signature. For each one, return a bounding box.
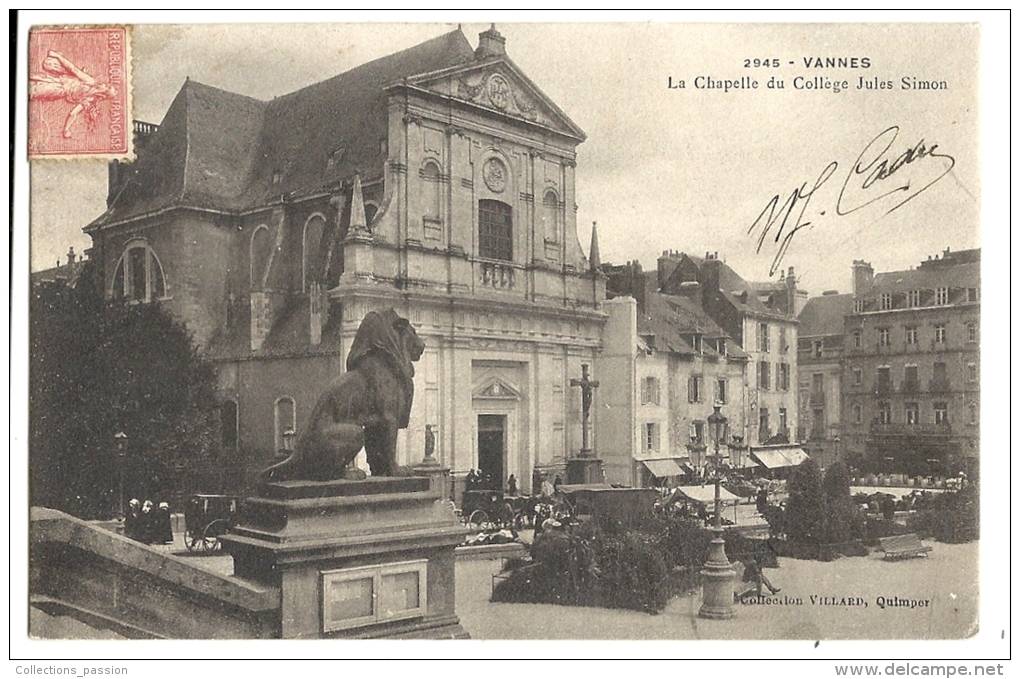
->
[748,126,955,275]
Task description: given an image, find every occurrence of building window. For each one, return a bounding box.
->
[250,224,272,290]
[777,363,790,391]
[778,408,788,437]
[717,338,727,355]
[966,322,978,343]
[852,368,862,385]
[478,199,513,261]
[936,287,949,306]
[759,408,770,439]
[220,399,238,451]
[302,214,326,292]
[968,403,978,425]
[903,365,919,392]
[691,334,703,354]
[112,242,167,302]
[641,376,661,405]
[880,292,892,310]
[967,287,979,302]
[758,323,770,353]
[877,367,891,393]
[854,299,865,313]
[967,363,978,382]
[905,402,919,425]
[878,328,890,347]
[934,402,949,425]
[716,378,727,404]
[275,396,296,453]
[688,375,703,403]
[690,421,705,445]
[780,327,789,354]
[853,403,862,424]
[542,190,559,243]
[907,290,920,308]
[932,361,949,391]
[644,423,661,452]
[758,360,770,390]
[812,340,823,358]
[878,402,892,425]
[853,330,862,349]
[934,323,947,344]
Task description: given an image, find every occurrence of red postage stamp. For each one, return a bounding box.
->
[28,26,131,159]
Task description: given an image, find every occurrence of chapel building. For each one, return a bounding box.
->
[84,27,606,497]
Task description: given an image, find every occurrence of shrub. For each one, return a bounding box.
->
[907,485,978,543]
[786,458,825,543]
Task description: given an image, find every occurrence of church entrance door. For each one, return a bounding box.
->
[477,414,506,490]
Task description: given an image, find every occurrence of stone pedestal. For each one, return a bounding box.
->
[411,460,451,502]
[221,477,469,639]
[698,530,736,620]
[566,456,605,485]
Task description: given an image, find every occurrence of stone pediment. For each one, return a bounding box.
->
[406,61,585,142]
[473,378,520,400]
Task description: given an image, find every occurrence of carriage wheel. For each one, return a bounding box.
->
[495,503,515,529]
[184,529,207,552]
[468,510,490,530]
[513,510,529,530]
[202,519,230,552]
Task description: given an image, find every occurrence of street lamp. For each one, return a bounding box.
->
[114,431,128,519]
[699,404,736,619]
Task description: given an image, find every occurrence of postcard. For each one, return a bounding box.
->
[13,11,1008,668]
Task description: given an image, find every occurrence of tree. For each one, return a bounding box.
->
[30,262,218,519]
[785,458,825,543]
[822,461,865,543]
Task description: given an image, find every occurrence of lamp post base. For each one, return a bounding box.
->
[698,530,736,620]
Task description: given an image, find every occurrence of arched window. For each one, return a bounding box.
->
[478,199,513,261]
[302,214,326,291]
[275,396,296,453]
[250,225,272,291]
[220,399,239,451]
[542,190,559,243]
[111,242,166,302]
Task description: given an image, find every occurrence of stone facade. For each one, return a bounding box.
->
[84,28,605,497]
[841,249,980,478]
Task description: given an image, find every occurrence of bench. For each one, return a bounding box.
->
[878,533,932,560]
[730,561,758,600]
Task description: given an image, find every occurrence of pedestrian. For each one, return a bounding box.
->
[157,502,174,545]
[553,475,563,492]
[139,500,155,544]
[743,554,780,596]
[124,498,141,541]
[540,475,554,498]
[466,469,478,490]
[507,474,517,496]
[756,485,769,514]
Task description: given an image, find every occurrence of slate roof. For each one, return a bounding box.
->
[89,30,476,229]
[798,293,853,337]
[666,254,787,319]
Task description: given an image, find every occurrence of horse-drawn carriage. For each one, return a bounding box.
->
[459,491,541,530]
[184,494,239,552]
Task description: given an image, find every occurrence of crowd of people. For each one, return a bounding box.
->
[123,498,173,545]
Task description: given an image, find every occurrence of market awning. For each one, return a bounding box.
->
[675,485,741,504]
[640,458,686,477]
[751,447,810,469]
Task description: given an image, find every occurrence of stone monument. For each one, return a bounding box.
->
[222,309,468,639]
[566,363,606,485]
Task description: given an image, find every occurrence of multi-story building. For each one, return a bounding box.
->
[82,27,606,497]
[656,252,801,454]
[797,290,853,470]
[841,249,980,478]
[597,262,748,486]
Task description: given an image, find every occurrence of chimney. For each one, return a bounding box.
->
[657,250,680,288]
[852,260,874,297]
[701,257,722,295]
[476,24,506,59]
[631,261,646,311]
[66,247,76,266]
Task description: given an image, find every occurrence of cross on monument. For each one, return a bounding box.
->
[570,363,599,456]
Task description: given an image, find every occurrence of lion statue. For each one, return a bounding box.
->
[261,308,425,483]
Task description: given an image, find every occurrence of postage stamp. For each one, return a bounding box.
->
[28,26,131,159]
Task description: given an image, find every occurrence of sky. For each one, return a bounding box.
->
[26,17,984,297]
